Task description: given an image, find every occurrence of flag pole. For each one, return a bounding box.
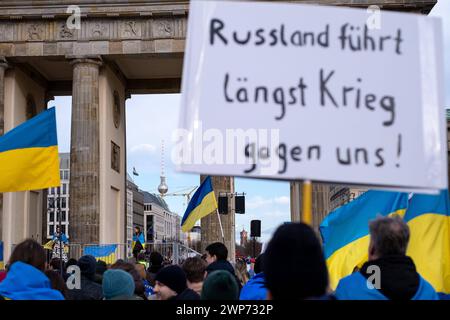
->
[216,208,225,243]
[302,180,313,226]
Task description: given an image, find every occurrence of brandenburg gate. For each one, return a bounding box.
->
[0,1,435,260]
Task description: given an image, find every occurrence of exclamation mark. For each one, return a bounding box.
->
[396,134,402,168]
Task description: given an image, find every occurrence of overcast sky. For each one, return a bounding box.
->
[52,0,450,246]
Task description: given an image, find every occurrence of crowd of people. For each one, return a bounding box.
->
[0,216,445,300]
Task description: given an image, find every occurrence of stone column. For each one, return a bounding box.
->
[201,175,235,262]
[68,56,102,244]
[290,181,301,222]
[0,57,8,242]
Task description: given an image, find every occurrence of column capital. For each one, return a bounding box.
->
[67,55,103,67]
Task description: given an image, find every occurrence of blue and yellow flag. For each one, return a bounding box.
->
[84,244,117,264]
[0,241,4,270]
[0,107,60,192]
[181,176,218,232]
[320,190,409,290]
[404,190,450,295]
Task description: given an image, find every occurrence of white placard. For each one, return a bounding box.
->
[176,0,447,192]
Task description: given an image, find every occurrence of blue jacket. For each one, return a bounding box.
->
[240,273,267,300]
[335,271,439,300]
[0,262,64,300]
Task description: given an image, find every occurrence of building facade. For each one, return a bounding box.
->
[126,174,144,232]
[46,153,70,240]
[329,185,368,212]
[142,191,181,243]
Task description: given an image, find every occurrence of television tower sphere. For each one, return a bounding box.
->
[158,176,168,196]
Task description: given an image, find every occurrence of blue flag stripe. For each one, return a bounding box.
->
[0,107,58,153]
[404,190,449,222]
[320,190,409,259]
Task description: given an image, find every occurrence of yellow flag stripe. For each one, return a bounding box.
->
[0,146,60,192]
[182,191,217,232]
[407,214,450,294]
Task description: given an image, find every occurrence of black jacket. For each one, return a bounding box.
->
[360,255,420,300]
[206,260,242,291]
[171,288,200,301]
[66,276,103,300]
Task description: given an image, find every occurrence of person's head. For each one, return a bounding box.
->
[137,252,146,262]
[77,255,97,280]
[368,215,410,260]
[254,254,264,275]
[102,269,135,300]
[134,226,141,234]
[45,270,68,298]
[111,261,145,297]
[235,258,250,286]
[135,263,147,280]
[65,258,78,270]
[56,225,60,233]
[201,270,239,300]
[182,257,207,284]
[8,239,46,272]
[264,223,328,300]
[205,242,228,264]
[154,265,187,300]
[96,260,108,275]
[49,258,63,271]
[149,252,164,273]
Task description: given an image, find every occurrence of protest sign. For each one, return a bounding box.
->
[176,0,447,192]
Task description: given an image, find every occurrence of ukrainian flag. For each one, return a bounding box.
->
[84,244,117,264]
[404,190,450,296]
[0,107,60,192]
[0,241,4,270]
[320,190,409,290]
[181,176,218,232]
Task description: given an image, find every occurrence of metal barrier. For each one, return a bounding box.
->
[144,242,201,265]
[12,242,200,266]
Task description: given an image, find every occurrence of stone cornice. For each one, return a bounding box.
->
[0,0,436,19]
[0,1,189,20]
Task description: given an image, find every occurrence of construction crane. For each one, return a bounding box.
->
[162,186,198,207]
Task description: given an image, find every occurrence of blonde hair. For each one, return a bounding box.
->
[235,259,250,286]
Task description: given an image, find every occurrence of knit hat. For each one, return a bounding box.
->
[263,223,328,300]
[201,270,239,300]
[102,269,135,300]
[154,265,187,294]
[77,255,97,278]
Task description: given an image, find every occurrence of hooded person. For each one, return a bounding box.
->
[102,269,140,300]
[240,253,267,300]
[201,270,240,300]
[0,239,64,300]
[335,216,439,300]
[66,255,103,300]
[153,265,199,300]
